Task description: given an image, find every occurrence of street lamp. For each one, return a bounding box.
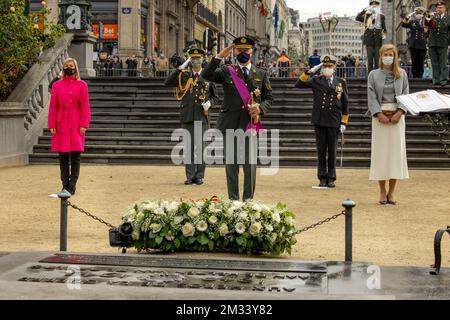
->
[319,13,339,56]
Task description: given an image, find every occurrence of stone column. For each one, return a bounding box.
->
[0,103,29,167]
[148,0,155,57]
[118,0,144,59]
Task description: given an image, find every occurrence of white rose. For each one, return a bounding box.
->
[196,220,208,232]
[249,222,262,236]
[154,208,165,215]
[182,223,195,237]
[208,216,218,225]
[285,216,295,226]
[219,223,229,236]
[165,231,174,241]
[265,224,274,232]
[142,202,158,211]
[196,201,205,208]
[238,212,248,221]
[232,201,244,210]
[271,212,281,223]
[250,211,261,220]
[132,230,140,240]
[261,204,270,212]
[166,202,179,215]
[187,207,200,219]
[252,203,262,212]
[174,216,184,225]
[235,223,246,234]
[150,223,162,233]
[269,233,277,243]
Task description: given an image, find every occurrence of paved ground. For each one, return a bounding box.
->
[0,165,449,268]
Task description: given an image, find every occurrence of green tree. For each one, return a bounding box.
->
[0,0,65,101]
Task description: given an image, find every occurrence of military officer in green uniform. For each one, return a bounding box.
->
[165,48,219,185]
[295,55,349,188]
[426,1,450,87]
[201,36,273,201]
[356,0,387,72]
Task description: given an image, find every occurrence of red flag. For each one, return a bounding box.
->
[261,0,266,16]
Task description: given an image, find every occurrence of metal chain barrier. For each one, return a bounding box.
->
[293,210,346,236]
[66,201,115,229]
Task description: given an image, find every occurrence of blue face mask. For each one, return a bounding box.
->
[191,59,202,68]
[237,52,251,64]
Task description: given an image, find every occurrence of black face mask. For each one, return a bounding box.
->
[63,68,75,76]
[237,52,251,64]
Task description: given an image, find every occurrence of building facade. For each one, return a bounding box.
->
[305,16,364,60]
[224,0,246,46]
[194,0,225,54]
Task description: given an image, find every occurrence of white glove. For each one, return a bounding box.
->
[309,63,323,74]
[202,101,211,111]
[340,125,346,133]
[382,34,386,40]
[178,58,191,70]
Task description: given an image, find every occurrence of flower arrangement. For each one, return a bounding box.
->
[121,197,297,256]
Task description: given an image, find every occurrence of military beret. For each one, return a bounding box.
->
[233,36,255,49]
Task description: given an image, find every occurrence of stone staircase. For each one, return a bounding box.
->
[29,77,450,168]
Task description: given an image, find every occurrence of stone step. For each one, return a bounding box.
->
[28,152,450,168]
[32,144,449,159]
[40,128,443,140]
[37,135,448,149]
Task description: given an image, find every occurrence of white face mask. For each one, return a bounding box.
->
[382,56,394,66]
[322,67,334,77]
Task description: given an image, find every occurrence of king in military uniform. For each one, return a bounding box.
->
[356,0,387,72]
[295,55,349,188]
[201,36,273,201]
[165,48,219,185]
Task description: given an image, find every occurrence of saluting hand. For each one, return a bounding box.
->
[217,44,235,59]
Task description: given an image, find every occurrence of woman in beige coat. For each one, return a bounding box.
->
[367,44,409,205]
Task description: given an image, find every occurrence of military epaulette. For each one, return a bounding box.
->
[180,69,190,73]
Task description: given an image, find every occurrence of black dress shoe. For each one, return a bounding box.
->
[319,180,328,188]
[184,179,194,185]
[194,178,204,185]
[327,181,336,188]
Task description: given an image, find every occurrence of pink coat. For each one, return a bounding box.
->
[48,78,91,153]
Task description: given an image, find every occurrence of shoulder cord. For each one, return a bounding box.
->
[175,72,194,101]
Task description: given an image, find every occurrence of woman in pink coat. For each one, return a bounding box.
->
[48,58,91,195]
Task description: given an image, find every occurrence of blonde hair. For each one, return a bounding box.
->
[62,58,81,80]
[379,44,401,79]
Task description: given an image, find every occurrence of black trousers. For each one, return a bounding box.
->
[410,48,426,78]
[314,125,339,182]
[59,152,81,192]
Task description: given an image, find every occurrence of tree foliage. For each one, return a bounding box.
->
[0,0,65,101]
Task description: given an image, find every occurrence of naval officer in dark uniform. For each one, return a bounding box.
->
[201,36,273,201]
[165,48,219,185]
[295,55,349,188]
[402,6,428,78]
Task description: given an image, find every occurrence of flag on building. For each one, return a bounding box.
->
[278,19,285,39]
[273,0,279,31]
[260,0,266,16]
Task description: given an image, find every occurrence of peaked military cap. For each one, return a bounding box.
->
[188,48,206,58]
[233,36,255,49]
[415,6,426,13]
[321,55,337,66]
[369,0,380,5]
